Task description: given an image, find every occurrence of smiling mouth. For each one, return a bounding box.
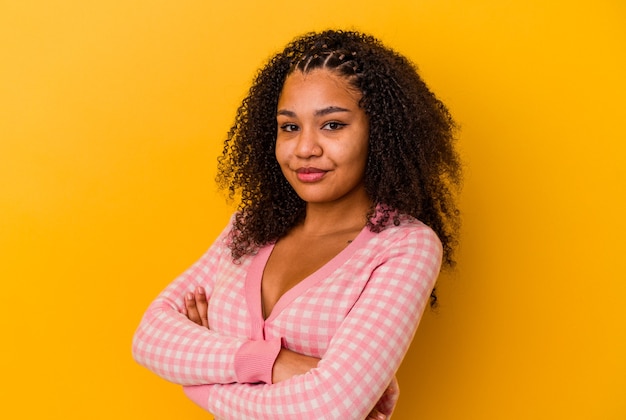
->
[296,167,327,182]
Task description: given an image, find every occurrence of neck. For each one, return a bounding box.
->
[300,190,372,235]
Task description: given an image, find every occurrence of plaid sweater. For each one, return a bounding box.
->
[132,215,441,419]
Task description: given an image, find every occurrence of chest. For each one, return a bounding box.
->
[261,230,358,319]
[206,245,375,357]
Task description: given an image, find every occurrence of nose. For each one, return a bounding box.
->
[294,126,322,158]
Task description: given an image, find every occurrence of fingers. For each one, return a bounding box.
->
[184,286,209,328]
[369,376,399,420]
[194,286,209,328]
[185,292,202,325]
[386,375,400,406]
[366,408,386,420]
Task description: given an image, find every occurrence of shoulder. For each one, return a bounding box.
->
[373,217,442,257]
[367,218,442,279]
[358,218,442,293]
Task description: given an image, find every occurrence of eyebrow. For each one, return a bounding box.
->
[277,106,351,118]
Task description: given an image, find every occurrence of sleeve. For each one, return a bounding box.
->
[131,221,282,386]
[182,225,442,419]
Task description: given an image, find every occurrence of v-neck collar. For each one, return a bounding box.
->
[244,225,376,338]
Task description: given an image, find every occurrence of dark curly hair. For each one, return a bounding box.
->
[217,30,462,277]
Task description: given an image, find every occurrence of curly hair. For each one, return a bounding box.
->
[217,30,462,276]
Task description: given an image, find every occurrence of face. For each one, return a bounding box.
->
[275,69,369,206]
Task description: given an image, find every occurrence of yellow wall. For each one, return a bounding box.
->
[1,1,624,419]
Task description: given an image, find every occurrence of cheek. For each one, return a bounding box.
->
[274,141,291,169]
[346,138,369,167]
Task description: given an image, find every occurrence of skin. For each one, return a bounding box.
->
[274,69,370,209]
[263,69,372,318]
[183,69,397,420]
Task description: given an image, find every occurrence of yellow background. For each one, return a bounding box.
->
[1,1,624,419]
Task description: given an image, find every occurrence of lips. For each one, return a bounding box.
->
[295,167,327,182]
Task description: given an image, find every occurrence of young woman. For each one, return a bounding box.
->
[132,30,461,419]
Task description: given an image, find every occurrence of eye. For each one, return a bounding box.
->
[280,123,299,132]
[322,121,347,130]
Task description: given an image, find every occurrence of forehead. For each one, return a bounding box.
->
[278,69,362,108]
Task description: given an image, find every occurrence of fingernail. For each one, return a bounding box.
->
[187,292,194,300]
[196,286,205,294]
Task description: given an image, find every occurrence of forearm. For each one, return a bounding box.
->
[132,221,281,386]
[132,296,281,385]
[182,348,323,418]
[183,364,384,420]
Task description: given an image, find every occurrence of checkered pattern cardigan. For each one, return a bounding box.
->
[132,215,441,419]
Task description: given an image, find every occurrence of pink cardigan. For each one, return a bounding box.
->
[132,216,441,419]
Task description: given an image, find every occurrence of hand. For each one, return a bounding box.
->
[271,347,320,384]
[366,376,399,420]
[182,286,209,328]
[366,408,387,420]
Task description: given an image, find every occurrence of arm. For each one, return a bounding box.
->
[131,222,281,386]
[183,225,441,419]
[185,289,396,420]
[183,286,321,384]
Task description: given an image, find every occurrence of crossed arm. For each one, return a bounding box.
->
[183,286,398,420]
[133,223,440,419]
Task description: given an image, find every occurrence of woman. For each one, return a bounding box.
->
[132,29,461,419]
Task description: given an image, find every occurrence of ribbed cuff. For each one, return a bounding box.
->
[234,338,282,384]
